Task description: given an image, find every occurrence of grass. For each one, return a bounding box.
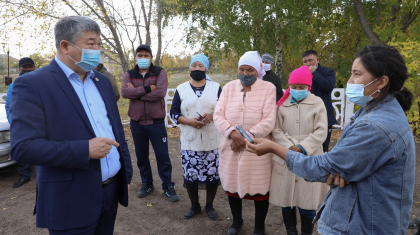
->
[118,72,236,119]
[168,72,235,88]
[0,74,18,94]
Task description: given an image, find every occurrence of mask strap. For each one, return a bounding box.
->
[369,89,380,97]
[69,42,82,51]
[67,55,78,63]
[67,41,83,64]
[364,77,379,88]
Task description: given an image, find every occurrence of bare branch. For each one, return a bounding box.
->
[129,0,143,45]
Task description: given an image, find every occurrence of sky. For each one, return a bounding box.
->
[0,1,198,60]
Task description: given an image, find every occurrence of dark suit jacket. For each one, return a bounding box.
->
[311,64,338,126]
[10,58,133,230]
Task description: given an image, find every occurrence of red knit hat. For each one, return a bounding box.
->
[277,66,313,107]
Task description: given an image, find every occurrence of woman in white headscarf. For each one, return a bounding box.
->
[213,51,277,235]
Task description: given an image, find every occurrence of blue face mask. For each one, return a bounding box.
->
[345,78,380,107]
[137,58,150,69]
[290,89,308,101]
[68,43,101,71]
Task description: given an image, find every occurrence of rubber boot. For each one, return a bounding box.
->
[300,215,314,235]
[282,210,298,235]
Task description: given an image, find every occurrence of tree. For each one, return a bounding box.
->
[0,56,6,72]
[0,0,177,72]
[175,0,336,81]
[29,52,54,68]
[352,0,420,45]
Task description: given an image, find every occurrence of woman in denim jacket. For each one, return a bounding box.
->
[246,45,415,235]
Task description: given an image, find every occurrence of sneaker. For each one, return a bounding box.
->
[137,183,154,198]
[163,186,179,202]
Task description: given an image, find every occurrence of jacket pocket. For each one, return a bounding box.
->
[272,157,286,177]
[39,172,73,182]
[273,155,285,166]
[184,130,195,142]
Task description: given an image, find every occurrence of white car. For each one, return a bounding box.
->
[0,103,13,168]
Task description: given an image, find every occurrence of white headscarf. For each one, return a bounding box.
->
[238,51,266,79]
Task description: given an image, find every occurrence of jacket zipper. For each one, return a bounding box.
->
[143,74,147,124]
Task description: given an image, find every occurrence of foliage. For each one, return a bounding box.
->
[0,0,180,72]
[160,52,191,71]
[389,41,420,135]
[29,52,54,68]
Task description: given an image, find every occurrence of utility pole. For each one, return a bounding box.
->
[5,49,12,86]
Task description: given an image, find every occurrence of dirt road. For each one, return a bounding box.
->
[1,130,419,235]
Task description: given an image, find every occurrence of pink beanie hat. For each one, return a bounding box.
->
[277,66,313,107]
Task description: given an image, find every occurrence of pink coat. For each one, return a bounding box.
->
[214,79,276,198]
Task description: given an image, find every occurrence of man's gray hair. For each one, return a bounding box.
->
[54,16,101,50]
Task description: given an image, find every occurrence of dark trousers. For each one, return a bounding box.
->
[49,176,119,235]
[322,126,333,152]
[282,206,316,218]
[130,120,174,189]
[17,163,32,180]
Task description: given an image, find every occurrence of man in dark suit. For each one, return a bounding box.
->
[302,50,337,152]
[10,16,132,235]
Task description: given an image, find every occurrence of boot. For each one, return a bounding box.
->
[282,210,298,235]
[300,215,314,235]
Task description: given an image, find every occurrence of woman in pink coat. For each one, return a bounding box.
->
[214,51,276,235]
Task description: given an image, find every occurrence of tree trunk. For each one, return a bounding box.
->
[274,37,283,81]
[155,0,162,66]
[94,0,130,72]
[274,10,283,81]
[140,0,151,46]
[352,0,383,45]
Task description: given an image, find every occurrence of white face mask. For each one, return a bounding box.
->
[263,63,271,71]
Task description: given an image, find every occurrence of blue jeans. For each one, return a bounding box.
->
[282,207,316,219]
[130,121,174,189]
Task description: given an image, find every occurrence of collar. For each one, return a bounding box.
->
[55,56,94,80]
[365,94,394,113]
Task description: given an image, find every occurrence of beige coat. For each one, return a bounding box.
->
[214,79,276,198]
[269,93,329,210]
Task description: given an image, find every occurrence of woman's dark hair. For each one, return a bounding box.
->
[356,45,413,111]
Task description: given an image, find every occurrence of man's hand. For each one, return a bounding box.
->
[230,141,240,152]
[308,65,316,73]
[89,137,119,159]
[289,145,303,153]
[202,113,213,124]
[326,173,349,188]
[150,85,157,91]
[246,138,275,156]
[229,131,246,150]
[189,117,206,129]
[127,82,134,88]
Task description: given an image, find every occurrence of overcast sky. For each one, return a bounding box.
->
[0,2,197,60]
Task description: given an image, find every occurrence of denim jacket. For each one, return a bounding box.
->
[285,95,415,235]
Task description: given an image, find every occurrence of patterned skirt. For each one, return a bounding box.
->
[181,149,220,187]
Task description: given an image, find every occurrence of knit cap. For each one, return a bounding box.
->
[261,53,274,64]
[189,54,209,71]
[277,66,313,107]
